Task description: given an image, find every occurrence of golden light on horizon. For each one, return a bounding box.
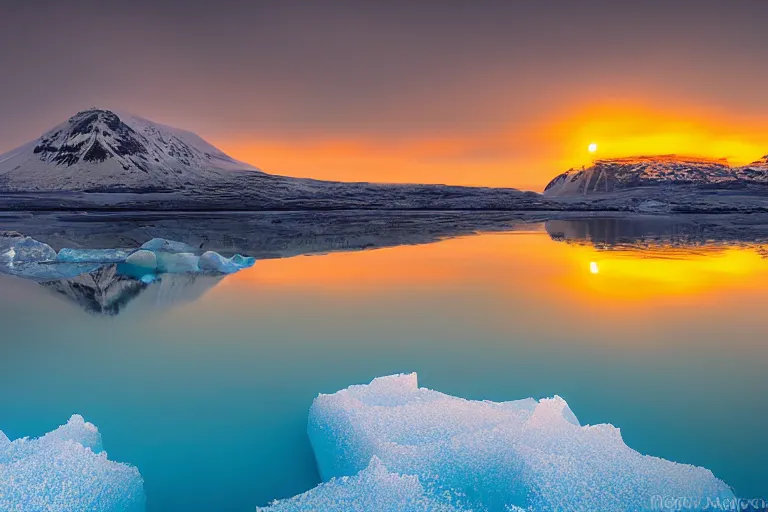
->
[214,101,768,192]
[589,261,599,274]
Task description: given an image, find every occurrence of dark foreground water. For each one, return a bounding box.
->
[0,215,766,511]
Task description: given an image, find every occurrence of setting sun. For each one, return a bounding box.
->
[588,143,598,153]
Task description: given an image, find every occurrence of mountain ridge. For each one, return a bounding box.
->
[0,108,556,212]
[543,154,768,197]
[3,109,768,213]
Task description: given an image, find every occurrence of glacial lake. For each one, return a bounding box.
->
[0,213,766,511]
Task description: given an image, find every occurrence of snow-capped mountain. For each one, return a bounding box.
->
[736,154,768,181]
[543,155,768,197]
[0,108,260,192]
[0,108,551,211]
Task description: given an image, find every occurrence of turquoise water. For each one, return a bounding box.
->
[1,223,767,510]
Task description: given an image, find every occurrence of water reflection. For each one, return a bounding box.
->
[41,266,223,316]
[0,215,766,510]
[546,218,768,300]
[545,216,768,249]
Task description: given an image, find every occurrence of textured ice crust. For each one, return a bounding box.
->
[257,457,465,512]
[199,251,256,274]
[0,236,255,280]
[57,248,134,263]
[140,238,198,253]
[0,234,57,264]
[300,373,734,512]
[0,415,145,512]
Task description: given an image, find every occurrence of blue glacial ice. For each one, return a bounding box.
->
[257,457,464,512]
[199,251,256,274]
[1,235,255,282]
[124,250,158,271]
[57,248,134,263]
[0,262,105,281]
[0,415,145,512]
[231,254,256,268]
[140,238,198,253]
[156,252,201,273]
[0,234,57,264]
[288,373,735,512]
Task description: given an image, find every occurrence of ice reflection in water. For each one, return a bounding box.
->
[0,214,766,511]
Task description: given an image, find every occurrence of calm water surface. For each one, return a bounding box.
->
[1,222,766,510]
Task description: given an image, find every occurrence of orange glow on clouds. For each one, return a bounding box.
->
[549,102,768,174]
[212,102,768,192]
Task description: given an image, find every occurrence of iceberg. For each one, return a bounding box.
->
[124,250,158,271]
[156,252,200,273]
[302,373,734,512]
[0,233,56,264]
[199,251,238,273]
[0,415,145,512]
[199,251,256,274]
[231,254,256,268]
[257,457,465,512]
[57,248,134,263]
[140,238,198,253]
[0,262,104,281]
[140,274,157,284]
[2,235,256,286]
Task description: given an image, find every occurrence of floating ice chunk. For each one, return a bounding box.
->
[199,251,255,273]
[199,251,239,273]
[307,373,734,512]
[257,457,465,512]
[140,238,197,253]
[231,254,256,268]
[0,262,105,281]
[156,252,200,273]
[0,415,145,512]
[1,234,254,285]
[0,234,56,264]
[125,250,158,271]
[57,248,134,263]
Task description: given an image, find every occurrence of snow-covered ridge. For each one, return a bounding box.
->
[0,109,546,212]
[544,155,768,197]
[0,108,261,192]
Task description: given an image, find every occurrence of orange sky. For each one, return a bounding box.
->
[214,102,768,192]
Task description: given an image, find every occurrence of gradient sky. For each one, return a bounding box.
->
[2,1,768,191]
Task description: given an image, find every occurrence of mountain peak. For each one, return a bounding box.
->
[0,109,260,192]
[34,109,147,168]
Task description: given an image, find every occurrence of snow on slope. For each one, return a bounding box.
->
[0,109,541,212]
[0,108,261,192]
[735,154,768,182]
[543,155,768,198]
